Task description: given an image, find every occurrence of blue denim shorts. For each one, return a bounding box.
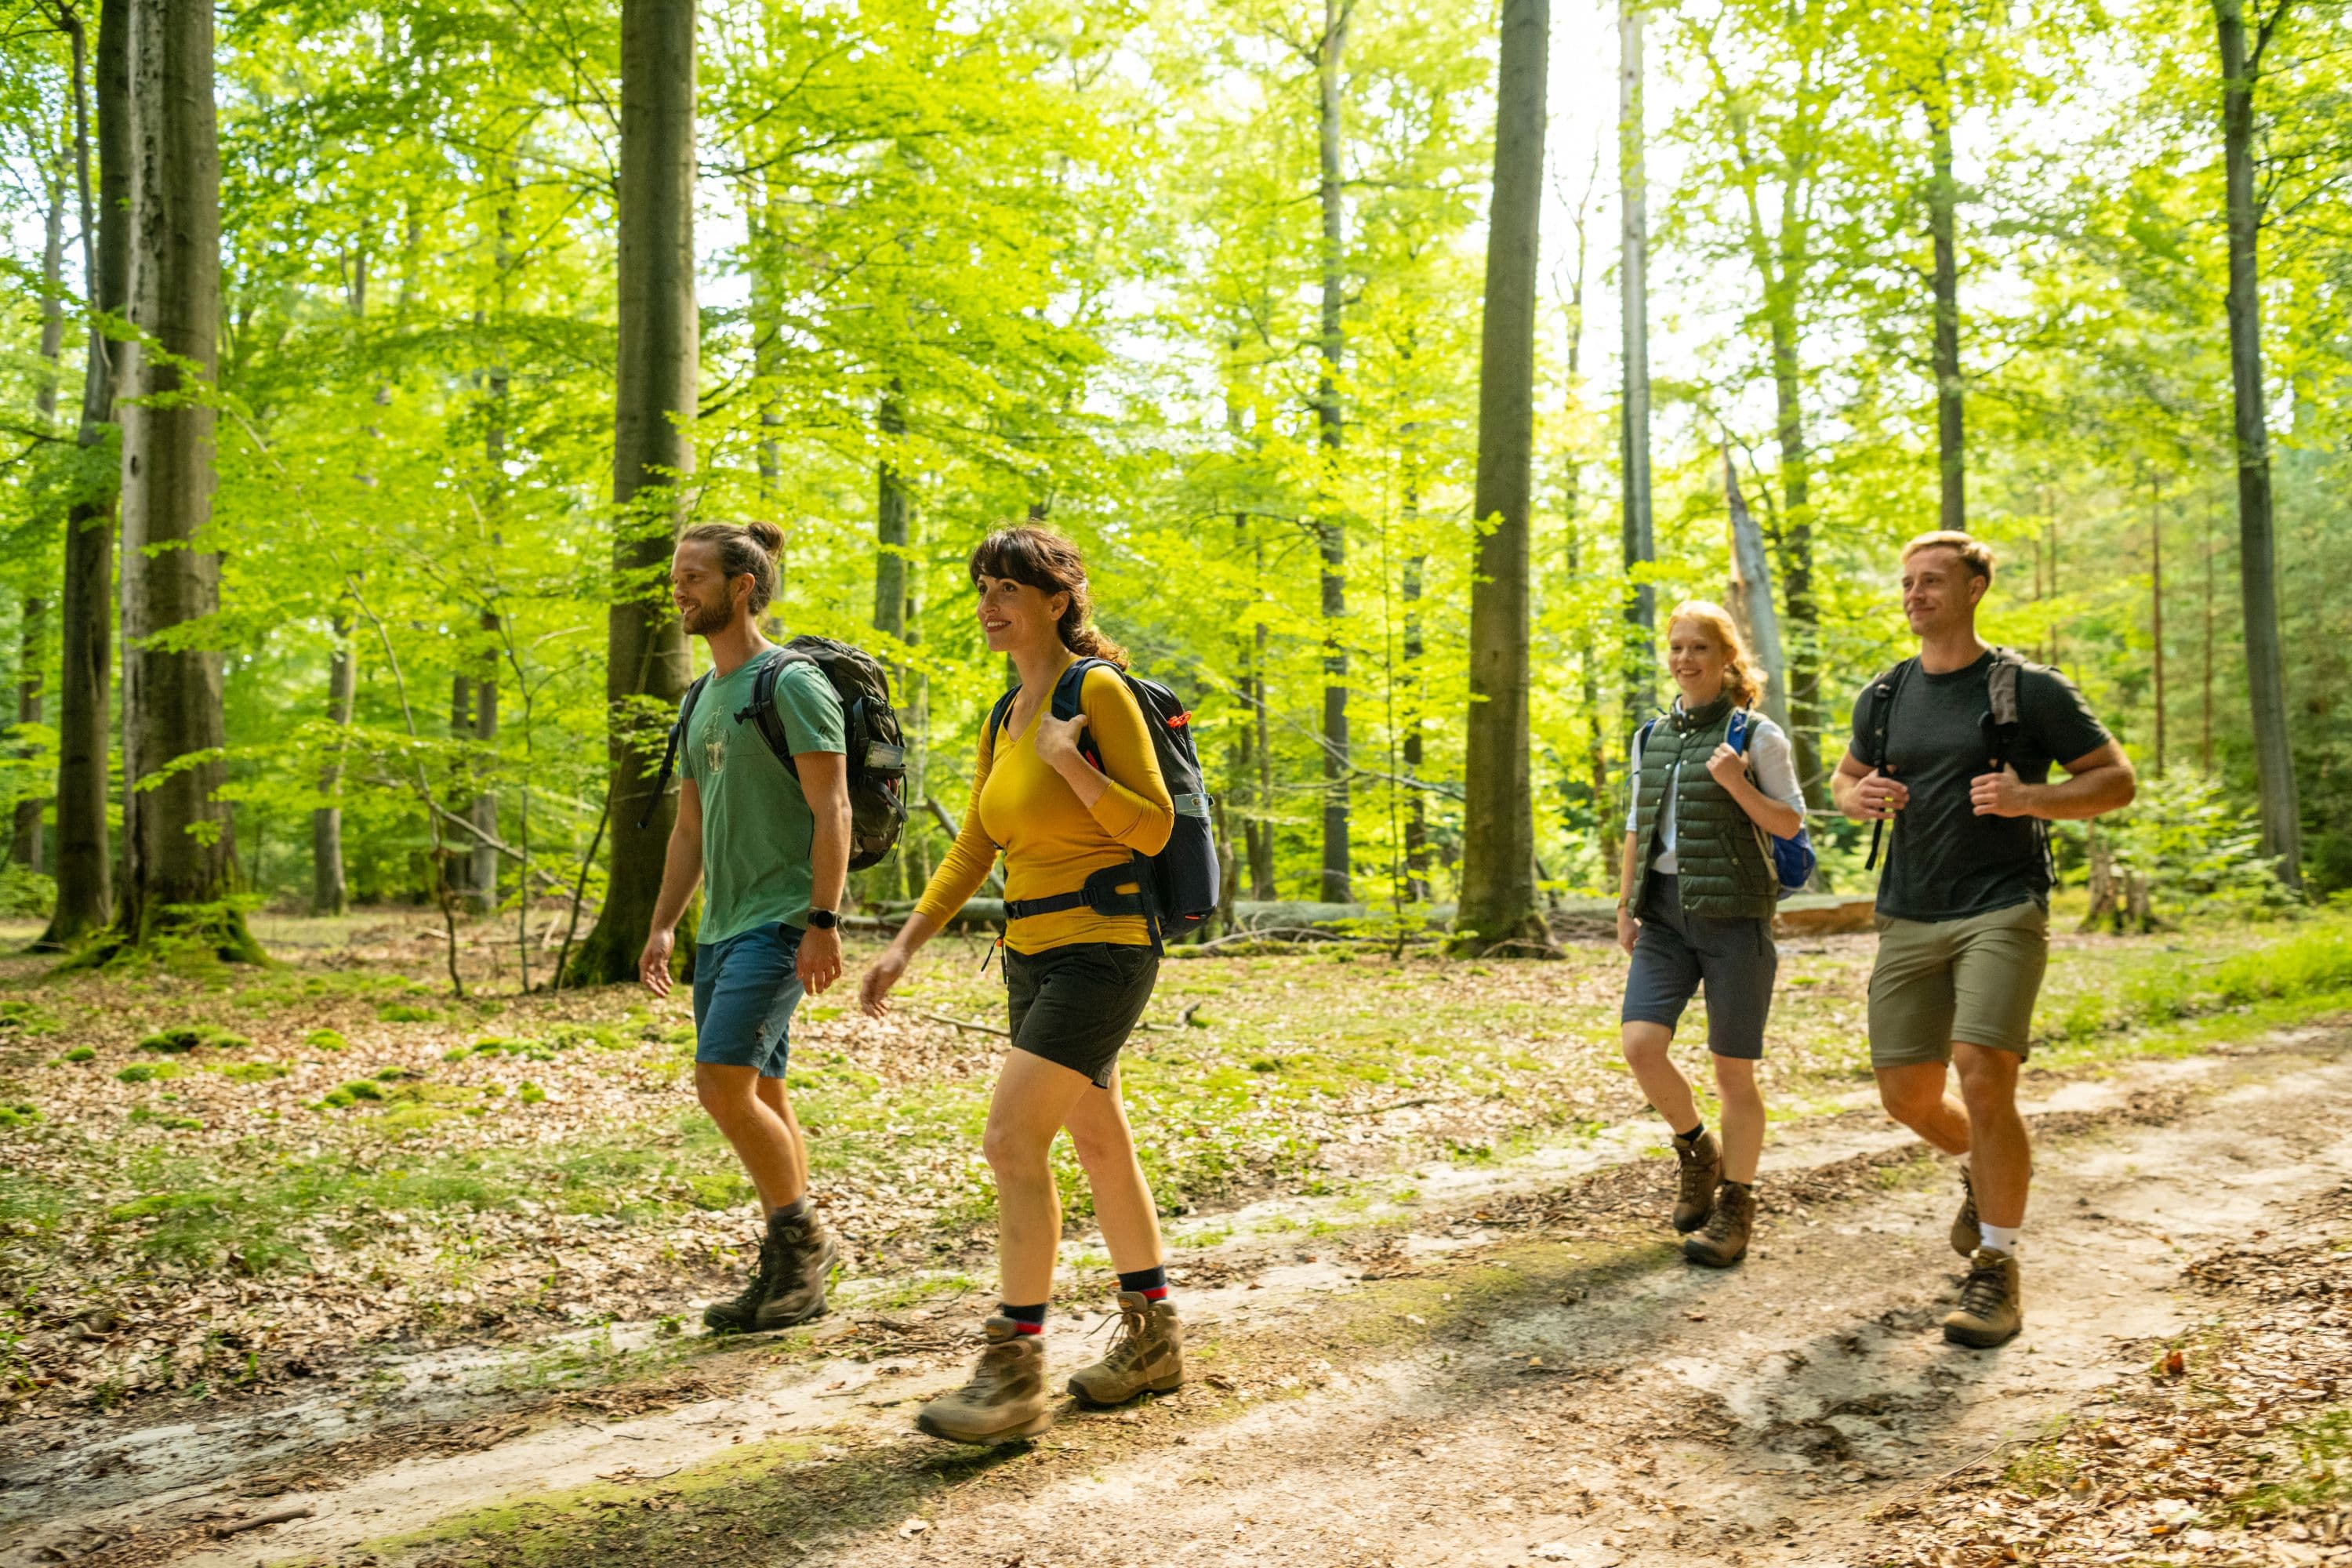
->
[691,922,804,1078]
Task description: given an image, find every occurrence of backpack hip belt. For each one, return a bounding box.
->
[1001,861,1156,923]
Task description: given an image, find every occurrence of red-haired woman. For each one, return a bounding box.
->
[860,525,1178,1444]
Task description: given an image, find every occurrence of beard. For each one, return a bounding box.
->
[681,586,738,637]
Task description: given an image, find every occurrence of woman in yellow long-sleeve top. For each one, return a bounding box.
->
[859,524,1181,1445]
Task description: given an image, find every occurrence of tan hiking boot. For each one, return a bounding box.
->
[1950,1166,1982,1258]
[916,1317,1053,1444]
[1067,1291,1184,1406]
[1672,1128,1722,1233]
[1683,1180,1755,1268]
[1943,1247,2023,1348]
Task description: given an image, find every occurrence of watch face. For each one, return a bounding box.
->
[808,909,837,930]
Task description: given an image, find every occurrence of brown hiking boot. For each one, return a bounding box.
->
[916,1317,1053,1444]
[702,1222,786,1333]
[1067,1291,1184,1406]
[1943,1247,2023,1348]
[753,1211,840,1330]
[1683,1180,1755,1268]
[1950,1166,1982,1258]
[1672,1128,1722,1233]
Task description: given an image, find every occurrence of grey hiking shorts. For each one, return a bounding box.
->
[1621,873,1779,1060]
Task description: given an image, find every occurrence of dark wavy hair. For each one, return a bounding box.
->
[968,524,1128,669]
[680,520,784,615]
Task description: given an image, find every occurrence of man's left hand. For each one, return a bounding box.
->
[1970,764,2036,818]
[797,926,844,995]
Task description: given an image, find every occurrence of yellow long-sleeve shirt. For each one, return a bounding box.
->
[914,662,1175,953]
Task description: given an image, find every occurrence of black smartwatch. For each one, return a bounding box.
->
[805,909,839,931]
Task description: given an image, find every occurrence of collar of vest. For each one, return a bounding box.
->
[1667,693,1737,735]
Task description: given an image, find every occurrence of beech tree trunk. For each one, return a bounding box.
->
[1926,16,1964,532]
[469,614,500,913]
[311,609,354,915]
[111,0,254,959]
[1459,0,1549,950]
[14,177,64,870]
[568,0,699,983]
[1402,548,1429,902]
[1314,0,1353,902]
[2216,0,2302,887]
[1617,0,1656,741]
[38,0,121,950]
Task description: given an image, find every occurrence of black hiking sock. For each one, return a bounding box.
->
[1675,1122,1706,1144]
[1000,1301,1047,1336]
[1117,1265,1170,1303]
[769,1195,811,1226]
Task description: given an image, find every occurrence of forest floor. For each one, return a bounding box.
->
[2,909,2350,1566]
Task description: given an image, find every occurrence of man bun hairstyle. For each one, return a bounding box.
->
[968,524,1129,669]
[681,521,782,616]
[1666,599,1769,710]
[1900,528,1994,585]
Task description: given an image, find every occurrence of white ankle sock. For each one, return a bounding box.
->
[1977,1222,2020,1255]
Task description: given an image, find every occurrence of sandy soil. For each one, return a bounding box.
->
[5,1026,2347,1568]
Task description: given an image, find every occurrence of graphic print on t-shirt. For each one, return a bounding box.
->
[703,728,726,780]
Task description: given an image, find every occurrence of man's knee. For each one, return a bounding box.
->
[695,1065,757,1123]
[1876,1069,1947,1129]
[1953,1046,2020,1112]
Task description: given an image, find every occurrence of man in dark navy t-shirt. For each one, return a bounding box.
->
[1833,532,2135,1349]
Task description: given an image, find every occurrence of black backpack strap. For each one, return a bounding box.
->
[1051,658,1112,769]
[734,652,797,769]
[1860,658,1918,872]
[638,673,708,830]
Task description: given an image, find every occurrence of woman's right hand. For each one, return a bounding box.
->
[858,944,909,1017]
[1616,905,1639,956]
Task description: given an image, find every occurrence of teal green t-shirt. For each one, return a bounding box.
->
[681,648,845,944]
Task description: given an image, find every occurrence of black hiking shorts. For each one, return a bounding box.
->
[1621,873,1778,1060]
[1003,940,1160,1088]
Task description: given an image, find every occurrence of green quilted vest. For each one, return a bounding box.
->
[1629,695,1776,922]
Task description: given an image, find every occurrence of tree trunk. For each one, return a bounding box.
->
[37,0,122,949]
[1617,0,1656,742]
[469,611,500,913]
[875,383,909,642]
[568,0,699,983]
[2216,0,2302,887]
[1765,303,1821,804]
[1926,24,1964,532]
[14,176,65,871]
[311,608,354,915]
[109,0,254,960]
[1401,550,1428,902]
[1315,0,1352,903]
[1725,446,1792,738]
[2150,476,2166,778]
[1459,0,1549,951]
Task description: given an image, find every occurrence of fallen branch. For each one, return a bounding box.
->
[215,1503,314,1538]
[902,1007,1011,1038]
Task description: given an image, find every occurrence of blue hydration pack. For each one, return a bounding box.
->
[1726,709,1817,898]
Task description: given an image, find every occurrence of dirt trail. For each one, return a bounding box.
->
[5,1029,2347,1568]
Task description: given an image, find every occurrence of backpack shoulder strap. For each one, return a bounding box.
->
[637,673,710,830]
[1726,707,1754,756]
[1985,646,2029,728]
[1860,657,1919,768]
[1054,658,1112,767]
[736,652,797,766]
[986,688,1019,752]
[1051,657,1111,720]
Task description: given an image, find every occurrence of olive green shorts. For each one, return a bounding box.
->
[1867,900,2049,1069]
